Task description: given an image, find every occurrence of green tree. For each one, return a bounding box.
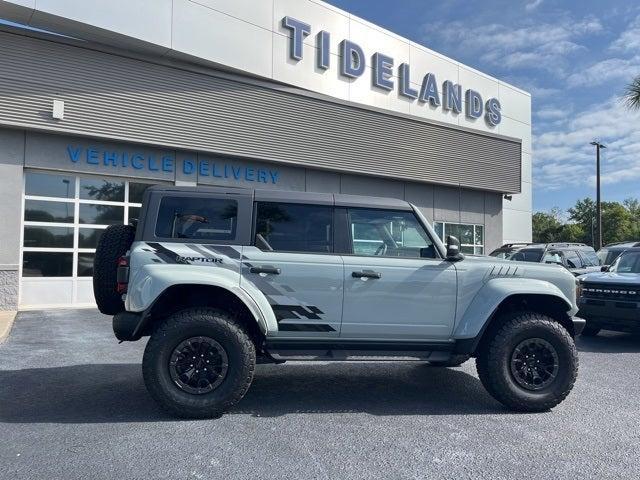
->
[623,76,640,110]
[568,198,634,245]
[532,209,563,243]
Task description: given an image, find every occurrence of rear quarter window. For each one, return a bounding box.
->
[155,196,238,240]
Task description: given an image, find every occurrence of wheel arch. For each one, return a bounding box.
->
[135,283,271,345]
[456,292,575,356]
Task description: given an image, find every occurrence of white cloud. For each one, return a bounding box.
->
[422,16,603,76]
[535,107,571,121]
[567,56,640,87]
[611,14,640,52]
[534,97,640,190]
[525,0,544,12]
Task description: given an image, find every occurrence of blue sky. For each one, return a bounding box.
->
[330,0,640,214]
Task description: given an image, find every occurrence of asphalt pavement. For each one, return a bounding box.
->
[1,309,639,480]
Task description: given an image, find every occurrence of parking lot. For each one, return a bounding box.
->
[0,309,639,480]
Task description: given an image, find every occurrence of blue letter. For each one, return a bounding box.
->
[282,16,311,61]
[212,163,222,178]
[131,154,144,169]
[465,89,483,119]
[86,149,99,165]
[199,160,209,176]
[103,151,118,167]
[162,156,174,172]
[232,166,242,180]
[257,169,268,183]
[317,31,330,70]
[67,146,81,163]
[443,81,462,113]
[485,98,502,126]
[419,73,440,106]
[398,63,418,99]
[148,155,159,171]
[270,171,280,184]
[183,159,195,175]
[372,52,394,91]
[340,40,365,78]
[245,168,255,182]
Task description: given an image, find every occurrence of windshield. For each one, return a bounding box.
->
[597,248,623,266]
[490,250,511,259]
[508,248,544,263]
[611,251,640,273]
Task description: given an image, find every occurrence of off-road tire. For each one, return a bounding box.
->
[580,323,601,337]
[142,308,256,419]
[93,224,135,315]
[428,355,470,367]
[476,312,578,412]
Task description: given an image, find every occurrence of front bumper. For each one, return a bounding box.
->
[578,298,640,332]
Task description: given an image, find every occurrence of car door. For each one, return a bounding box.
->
[240,199,343,337]
[340,207,457,341]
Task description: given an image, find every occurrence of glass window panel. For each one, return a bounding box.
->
[156,196,237,240]
[461,245,475,255]
[348,209,434,258]
[433,222,444,241]
[564,250,583,269]
[474,225,484,246]
[129,183,153,204]
[128,206,141,222]
[255,202,332,253]
[24,200,74,223]
[79,204,124,225]
[25,171,75,198]
[79,178,125,202]
[474,246,484,255]
[23,226,74,248]
[459,224,474,245]
[77,253,95,277]
[22,252,73,277]
[78,228,105,248]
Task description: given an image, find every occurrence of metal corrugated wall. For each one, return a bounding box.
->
[0,31,522,193]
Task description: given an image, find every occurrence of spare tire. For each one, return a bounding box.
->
[93,224,135,315]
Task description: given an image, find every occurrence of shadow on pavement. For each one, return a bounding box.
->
[0,362,506,424]
[577,331,640,354]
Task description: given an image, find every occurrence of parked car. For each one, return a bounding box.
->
[505,243,601,276]
[596,241,640,268]
[93,186,583,418]
[489,242,533,259]
[578,247,640,336]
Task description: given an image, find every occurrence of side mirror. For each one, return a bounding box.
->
[601,265,610,272]
[445,235,464,262]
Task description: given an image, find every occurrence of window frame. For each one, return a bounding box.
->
[433,221,485,255]
[251,201,336,255]
[342,207,442,259]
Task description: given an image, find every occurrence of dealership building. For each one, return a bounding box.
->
[0,0,532,310]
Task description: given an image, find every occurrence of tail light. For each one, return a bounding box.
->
[116,256,130,294]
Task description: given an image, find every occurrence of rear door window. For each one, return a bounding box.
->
[155,196,238,240]
[563,250,583,269]
[254,202,333,253]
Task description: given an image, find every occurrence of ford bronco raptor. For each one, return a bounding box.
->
[93,186,584,418]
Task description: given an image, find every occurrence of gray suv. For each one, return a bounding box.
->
[93,186,584,418]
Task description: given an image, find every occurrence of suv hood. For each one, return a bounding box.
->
[579,271,640,285]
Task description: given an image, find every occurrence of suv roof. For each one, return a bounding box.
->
[602,241,640,249]
[146,185,413,211]
[521,243,592,250]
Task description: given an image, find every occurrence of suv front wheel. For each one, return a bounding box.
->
[476,312,578,412]
[142,307,256,418]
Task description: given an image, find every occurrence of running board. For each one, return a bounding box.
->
[264,340,454,362]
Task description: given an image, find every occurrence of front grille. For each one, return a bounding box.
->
[582,283,640,301]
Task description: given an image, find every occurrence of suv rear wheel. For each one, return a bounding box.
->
[142,307,256,418]
[476,312,578,412]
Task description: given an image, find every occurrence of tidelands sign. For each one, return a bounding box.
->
[282,16,502,127]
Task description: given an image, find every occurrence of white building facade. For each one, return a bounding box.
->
[0,0,531,310]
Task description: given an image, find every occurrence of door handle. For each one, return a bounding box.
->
[250,266,281,275]
[352,270,382,279]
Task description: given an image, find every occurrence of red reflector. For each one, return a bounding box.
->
[116,256,129,294]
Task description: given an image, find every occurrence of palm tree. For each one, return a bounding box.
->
[623,75,640,110]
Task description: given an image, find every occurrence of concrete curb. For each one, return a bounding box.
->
[0,311,17,344]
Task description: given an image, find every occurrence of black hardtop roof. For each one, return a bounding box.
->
[620,247,640,253]
[147,185,413,210]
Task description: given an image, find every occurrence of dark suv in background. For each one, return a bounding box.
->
[493,243,601,276]
[488,243,532,259]
[597,241,640,267]
[578,247,640,336]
